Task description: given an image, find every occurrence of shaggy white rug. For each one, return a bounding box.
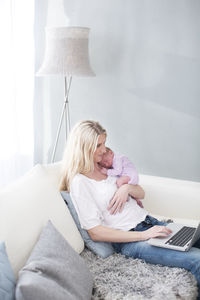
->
[81,249,198,300]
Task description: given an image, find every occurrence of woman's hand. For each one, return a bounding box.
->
[108,183,145,215]
[107,184,129,214]
[141,225,172,240]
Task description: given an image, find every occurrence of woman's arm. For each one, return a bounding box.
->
[128,184,145,199]
[88,224,171,243]
[108,184,145,214]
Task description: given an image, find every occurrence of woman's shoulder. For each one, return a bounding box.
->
[70,173,97,196]
[72,173,117,186]
[70,174,87,192]
[71,173,92,187]
[72,173,86,183]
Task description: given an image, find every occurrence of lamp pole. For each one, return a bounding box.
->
[51,76,72,162]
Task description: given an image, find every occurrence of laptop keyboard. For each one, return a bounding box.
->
[165,226,196,247]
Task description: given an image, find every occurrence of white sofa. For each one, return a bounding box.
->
[0,162,200,280]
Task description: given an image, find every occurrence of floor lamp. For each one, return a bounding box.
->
[37,26,95,162]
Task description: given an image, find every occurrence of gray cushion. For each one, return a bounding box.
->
[61,191,114,258]
[15,220,93,300]
[0,241,16,300]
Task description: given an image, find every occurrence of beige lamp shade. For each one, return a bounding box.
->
[37,26,95,77]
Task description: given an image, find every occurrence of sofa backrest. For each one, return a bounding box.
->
[140,174,200,222]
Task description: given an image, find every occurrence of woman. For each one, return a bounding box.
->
[60,120,200,298]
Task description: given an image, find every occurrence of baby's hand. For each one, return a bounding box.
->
[135,198,144,208]
[100,167,108,175]
[116,176,130,188]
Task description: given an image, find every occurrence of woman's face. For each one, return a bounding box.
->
[93,134,106,163]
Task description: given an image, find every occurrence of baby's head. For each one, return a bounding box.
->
[100,147,114,168]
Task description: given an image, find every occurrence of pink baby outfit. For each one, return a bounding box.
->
[107,154,139,185]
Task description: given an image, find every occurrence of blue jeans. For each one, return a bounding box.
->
[112,215,200,299]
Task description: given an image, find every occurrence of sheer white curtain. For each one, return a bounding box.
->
[0,0,34,188]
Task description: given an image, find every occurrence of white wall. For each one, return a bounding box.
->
[34,0,200,182]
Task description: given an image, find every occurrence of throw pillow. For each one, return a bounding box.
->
[15,221,93,300]
[0,241,16,300]
[61,191,114,258]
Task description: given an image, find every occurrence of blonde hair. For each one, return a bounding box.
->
[59,120,107,191]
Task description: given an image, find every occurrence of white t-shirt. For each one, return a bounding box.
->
[70,174,148,231]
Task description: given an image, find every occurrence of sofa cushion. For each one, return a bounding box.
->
[15,221,93,300]
[0,241,16,300]
[61,191,114,258]
[0,163,84,277]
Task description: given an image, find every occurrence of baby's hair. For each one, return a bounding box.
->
[106,147,112,152]
[102,147,113,158]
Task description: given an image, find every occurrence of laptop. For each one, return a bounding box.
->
[148,222,200,251]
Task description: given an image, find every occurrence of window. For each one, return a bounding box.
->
[0,0,34,187]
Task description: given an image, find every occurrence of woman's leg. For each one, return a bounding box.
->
[194,238,200,249]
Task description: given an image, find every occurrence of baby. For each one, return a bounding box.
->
[99,147,143,208]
